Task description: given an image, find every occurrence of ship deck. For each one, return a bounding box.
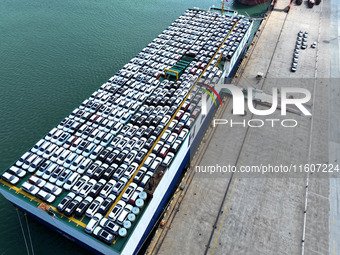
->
[0,8,256,255]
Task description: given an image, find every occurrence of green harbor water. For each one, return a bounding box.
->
[0,1,269,254]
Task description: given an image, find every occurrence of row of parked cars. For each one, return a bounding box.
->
[292,31,309,72]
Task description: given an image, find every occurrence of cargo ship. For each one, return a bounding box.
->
[0,8,254,255]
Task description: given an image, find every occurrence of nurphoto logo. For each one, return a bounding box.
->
[201,84,312,128]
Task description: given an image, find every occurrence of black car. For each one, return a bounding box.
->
[103,165,118,180]
[167,106,177,116]
[98,197,114,215]
[115,151,127,165]
[152,116,162,126]
[98,148,113,162]
[136,116,147,126]
[144,116,155,126]
[143,127,154,139]
[105,151,118,165]
[153,125,164,137]
[89,181,105,197]
[75,198,92,217]
[129,114,140,125]
[93,166,107,180]
[64,198,81,217]
[134,151,147,164]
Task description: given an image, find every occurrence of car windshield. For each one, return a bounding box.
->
[89,203,96,210]
[78,203,86,210]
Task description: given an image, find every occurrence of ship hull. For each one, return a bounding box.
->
[237,0,270,6]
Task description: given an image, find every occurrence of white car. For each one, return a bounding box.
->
[63,153,78,168]
[86,161,102,177]
[82,143,96,158]
[100,134,113,147]
[89,145,104,160]
[75,125,87,137]
[15,152,31,167]
[42,164,59,180]
[108,200,126,221]
[88,129,100,142]
[36,141,51,156]
[63,135,76,149]
[51,129,63,142]
[36,189,56,204]
[85,213,103,234]
[69,155,85,171]
[77,158,92,174]
[99,218,120,235]
[28,157,45,173]
[117,204,133,225]
[48,166,65,183]
[22,154,37,170]
[8,166,26,178]
[113,164,128,180]
[35,161,52,177]
[143,153,156,169]
[79,179,97,198]
[160,130,172,142]
[121,183,138,202]
[43,182,62,196]
[94,131,106,145]
[22,182,40,195]
[31,139,45,153]
[63,172,80,190]
[178,129,189,140]
[56,169,71,187]
[69,138,82,152]
[86,197,104,218]
[1,172,20,185]
[112,177,128,195]
[162,152,175,167]
[44,128,58,141]
[50,147,65,162]
[99,180,116,198]
[123,163,138,179]
[42,144,58,159]
[57,150,71,165]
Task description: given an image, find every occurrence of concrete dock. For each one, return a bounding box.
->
[150,0,337,254]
